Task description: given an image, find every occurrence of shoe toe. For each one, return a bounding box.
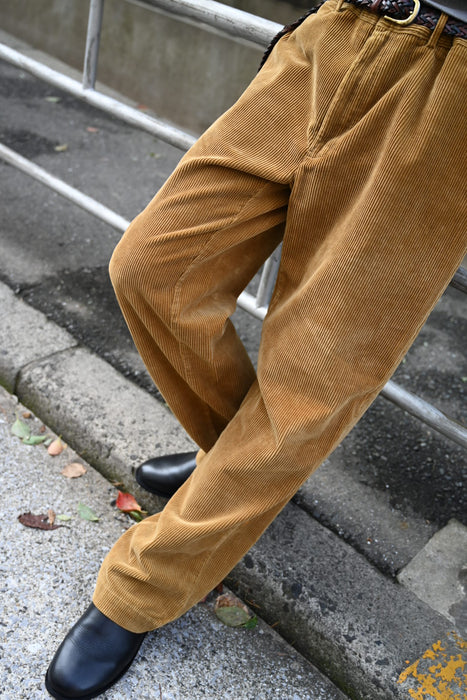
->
[45,604,146,700]
[135,451,197,496]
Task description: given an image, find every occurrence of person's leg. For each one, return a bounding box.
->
[94,4,467,633]
[107,7,330,451]
[46,4,467,698]
[46,9,325,698]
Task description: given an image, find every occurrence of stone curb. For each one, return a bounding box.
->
[1,280,465,699]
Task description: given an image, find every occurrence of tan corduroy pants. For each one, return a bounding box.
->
[93,0,467,632]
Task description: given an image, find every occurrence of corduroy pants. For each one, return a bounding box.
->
[93,0,467,632]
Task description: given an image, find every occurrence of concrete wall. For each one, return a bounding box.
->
[0,0,309,134]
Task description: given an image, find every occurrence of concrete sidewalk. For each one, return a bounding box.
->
[0,384,346,700]
[2,281,466,699]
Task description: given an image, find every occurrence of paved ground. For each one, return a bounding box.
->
[0,385,345,700]
[0,28,466,700]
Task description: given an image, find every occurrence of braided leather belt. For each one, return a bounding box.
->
[343,0,467,37]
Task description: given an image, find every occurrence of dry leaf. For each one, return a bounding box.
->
[18,512,62,530]
[200,582,223,603]
[48,437,66,456]
[61,462,87,478]
[22,411,32,419]
[214,592,249,612]
[47,509,56,525]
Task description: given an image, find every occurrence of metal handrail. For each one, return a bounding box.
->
[0,43,195,152]
[0,0,465,449]
[133,0,282,45]
[382,381,467,447]
[0,143,130,232]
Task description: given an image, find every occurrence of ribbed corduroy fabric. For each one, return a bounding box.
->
[94,0,467,632]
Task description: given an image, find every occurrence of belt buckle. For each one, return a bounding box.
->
[384,0,421,25]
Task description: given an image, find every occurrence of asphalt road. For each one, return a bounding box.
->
[0,51,465,562]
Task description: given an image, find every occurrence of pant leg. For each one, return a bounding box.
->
[107,9,324,450]
[94,2,467,632]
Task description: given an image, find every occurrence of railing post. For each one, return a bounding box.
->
[83,0,105,90]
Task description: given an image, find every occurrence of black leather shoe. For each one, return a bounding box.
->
[135,451,198,497]
[45,603,146,699]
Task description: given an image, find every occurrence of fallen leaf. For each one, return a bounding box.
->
[22,411,32,419]
[200,582,223,603]
[214,593,257,629]
[115,491,143,513]
[18,512,62,530]
[48,437,66,456]
[45,96,61,103]
[48,509,56,525]
[242,616,258,629]
[215,605,253,627]
[23,434,48,445]
[215,592,249,613]
[56,514,72,521]
[126,510,145,522]
[78,502,99,522]
[12,417,50,445]
[11,418,30,440]
[54,144,68,152]
[61,462,87,478]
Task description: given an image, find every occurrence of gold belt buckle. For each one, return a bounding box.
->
[384,0,421,25]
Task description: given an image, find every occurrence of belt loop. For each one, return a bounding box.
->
[427,11,449,47]
[335,0,345,12]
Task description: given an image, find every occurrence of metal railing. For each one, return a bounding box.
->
[0,0,465,449]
